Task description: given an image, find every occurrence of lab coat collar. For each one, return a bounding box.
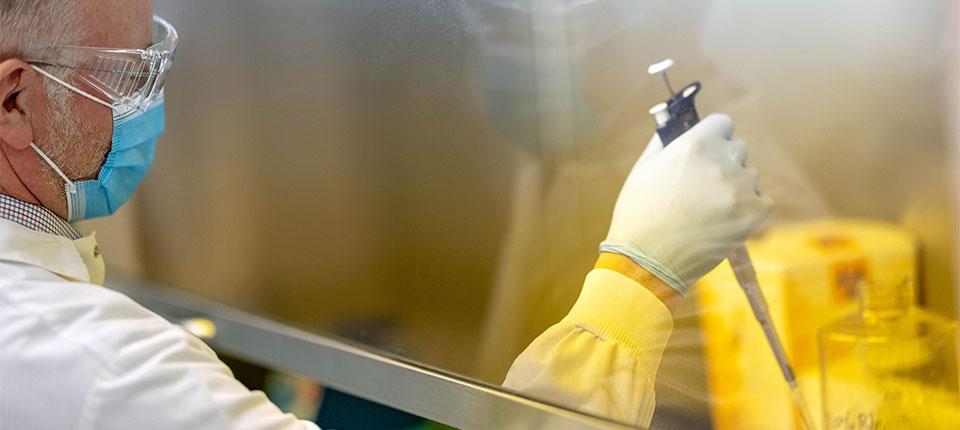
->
[0,218,105,285]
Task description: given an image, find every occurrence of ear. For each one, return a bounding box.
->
[0,59,37,150]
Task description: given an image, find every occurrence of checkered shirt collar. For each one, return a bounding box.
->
[0,194,81,240]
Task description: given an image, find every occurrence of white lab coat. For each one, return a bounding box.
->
[0,216,673,429]
[0,219,318,430]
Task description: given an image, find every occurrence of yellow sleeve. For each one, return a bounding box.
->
[502,268,674,427]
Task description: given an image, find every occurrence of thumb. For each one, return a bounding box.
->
[639,132,664,161]
[686,113,734,141]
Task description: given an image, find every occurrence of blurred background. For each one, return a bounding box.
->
[81,0,959,428]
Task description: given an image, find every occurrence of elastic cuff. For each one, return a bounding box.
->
[599,240,688,296]
[564,268,674,360]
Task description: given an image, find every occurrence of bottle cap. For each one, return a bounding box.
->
[858,278,913,317]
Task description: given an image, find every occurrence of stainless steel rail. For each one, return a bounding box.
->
[106,274,635,430]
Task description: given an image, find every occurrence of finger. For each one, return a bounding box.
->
[728,138,748,167]
[739,192,776,226]
[741,166,760,192]
[685,113,734,142]
[731,166,766,199]
[639,132,664,161]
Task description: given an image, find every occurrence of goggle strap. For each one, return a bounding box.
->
[29,142,78,194]
[30,65,116,111]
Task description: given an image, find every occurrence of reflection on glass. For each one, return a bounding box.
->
[139,0,957,428]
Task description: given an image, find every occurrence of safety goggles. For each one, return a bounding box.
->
[25,15,178,118]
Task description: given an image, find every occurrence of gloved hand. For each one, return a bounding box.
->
[599,113,774,296]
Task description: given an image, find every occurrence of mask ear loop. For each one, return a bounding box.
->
[29,65,117,222]
[29,142,77,195]
[30,65,115,110]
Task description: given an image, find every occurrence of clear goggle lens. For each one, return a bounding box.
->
[26,15,178,117]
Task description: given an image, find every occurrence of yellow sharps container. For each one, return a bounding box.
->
[697,219,917,430]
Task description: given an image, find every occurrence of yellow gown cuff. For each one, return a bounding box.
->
[563,268,674,361]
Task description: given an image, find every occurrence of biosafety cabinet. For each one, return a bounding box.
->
[91,1,960,428]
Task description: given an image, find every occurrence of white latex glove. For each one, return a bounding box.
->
[599,113,774,296]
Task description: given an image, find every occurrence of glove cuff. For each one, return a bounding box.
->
[598,240,689,296]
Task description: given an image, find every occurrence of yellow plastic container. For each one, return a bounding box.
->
[697,220,917,430]
[819,279,959,429]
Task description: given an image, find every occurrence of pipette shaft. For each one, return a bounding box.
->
[729,247,817,430]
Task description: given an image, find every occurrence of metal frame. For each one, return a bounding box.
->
[107,274,636,430]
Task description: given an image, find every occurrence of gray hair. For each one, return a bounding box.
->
[1,1,92,179]
[0,0,85,108]
[0,0,83,58]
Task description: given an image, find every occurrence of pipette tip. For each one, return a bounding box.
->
[790,386,818,430]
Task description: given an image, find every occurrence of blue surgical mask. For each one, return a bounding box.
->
[31,94,165,222]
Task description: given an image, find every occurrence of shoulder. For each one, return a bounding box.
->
[0,261,315,430]
[0,260,185,360]
[0,260,243,429]
[0,260,223,428]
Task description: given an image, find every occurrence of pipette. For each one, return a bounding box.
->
[646,59,817,430]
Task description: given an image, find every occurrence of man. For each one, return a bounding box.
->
[0,1,771,429]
